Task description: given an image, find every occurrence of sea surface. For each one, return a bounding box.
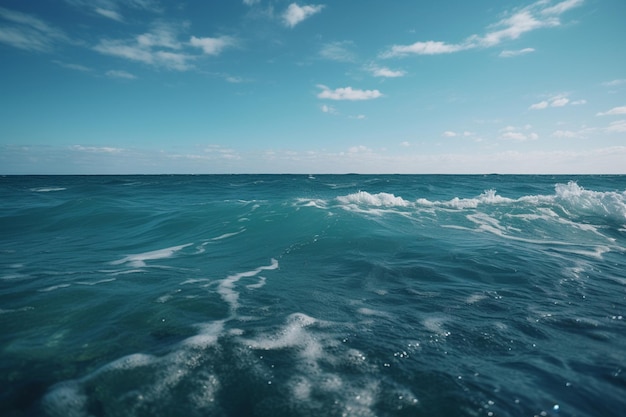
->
[1,175,625,417]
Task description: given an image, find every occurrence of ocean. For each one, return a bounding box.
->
[1,175,625,417]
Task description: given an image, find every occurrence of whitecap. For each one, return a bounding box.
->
[337,191,410,207]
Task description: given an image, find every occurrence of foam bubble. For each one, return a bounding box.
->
[92,353,155,376]
[182,321,225,349]
[41,383,88,417]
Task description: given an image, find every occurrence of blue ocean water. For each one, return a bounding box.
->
[1,175,625,417]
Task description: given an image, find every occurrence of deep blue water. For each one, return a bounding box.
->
[1,175,625,417]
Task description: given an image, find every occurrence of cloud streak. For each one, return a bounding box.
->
[499,47,535,57]
[0,7,70,52]
[597,106,626,116]
[382,0,583,57]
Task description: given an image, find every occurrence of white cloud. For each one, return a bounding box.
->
[190,35,236,55]
[317,85,383,101]
[499,47,535,57]
[106,69,136,79]
[597,106,626,116]
[282,3,324,28]
[551,97,569,107]
[383,41,466,57]
[319,41,356,62]
[243,0,261,5]
[442,131,457,137]
[369,66,406,78]
[401,141,411,147]
[529,100,549,110]
[529,94,581,109]
[382,0,583,58]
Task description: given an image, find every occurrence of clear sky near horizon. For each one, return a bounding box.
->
[1,0,625,174]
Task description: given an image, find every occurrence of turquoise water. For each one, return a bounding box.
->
[1,175,625,417]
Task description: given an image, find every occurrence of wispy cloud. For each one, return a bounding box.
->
[71,145,124,153]
[499,125,538,141]
[95,7,123,22]
[382,0,583,58]
[243,0,261,5]
[321,104,337,114]
[442,131,474,138]
[317,85,382,101]
[94,24,235,71]
[53,60,92,72]
[0,7,70,52]
[64,0,162,18]
[94,38,192,70]
[282,3,324,28]
[501,131,539,141]
[368,65,406,78]
[551,129,584,138]
[606,120,626,133]
[106,69,136,79]
[602,79,626,87]
[529,94,584,110]
[499,47,535,57]
[319,41,356,62]
[596,106,626,116]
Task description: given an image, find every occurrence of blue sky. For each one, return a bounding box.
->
[1,0,625,174]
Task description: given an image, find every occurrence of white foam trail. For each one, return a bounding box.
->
[0,306,34,314]
[110,243,192,267]
[210,230,245,241]
[30,187,66,192]
[246,276,266,289]
[38,284,71,292]
[217,259,278,313]
[195,230,247,253]
[76,278,116,286]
